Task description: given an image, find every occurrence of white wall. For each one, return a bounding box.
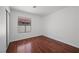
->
[0,7,6,52]
[43,7,79,48]
[9,10,42,42]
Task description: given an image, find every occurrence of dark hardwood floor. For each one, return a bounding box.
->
[6,35,79,53]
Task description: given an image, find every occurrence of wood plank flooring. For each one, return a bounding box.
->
[6,35,79,53]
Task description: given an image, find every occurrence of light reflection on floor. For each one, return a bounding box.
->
[17,42,32,53]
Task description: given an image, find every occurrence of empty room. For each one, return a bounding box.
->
[0,6,79,53]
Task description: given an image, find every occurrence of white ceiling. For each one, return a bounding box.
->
[10,6,66,16]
